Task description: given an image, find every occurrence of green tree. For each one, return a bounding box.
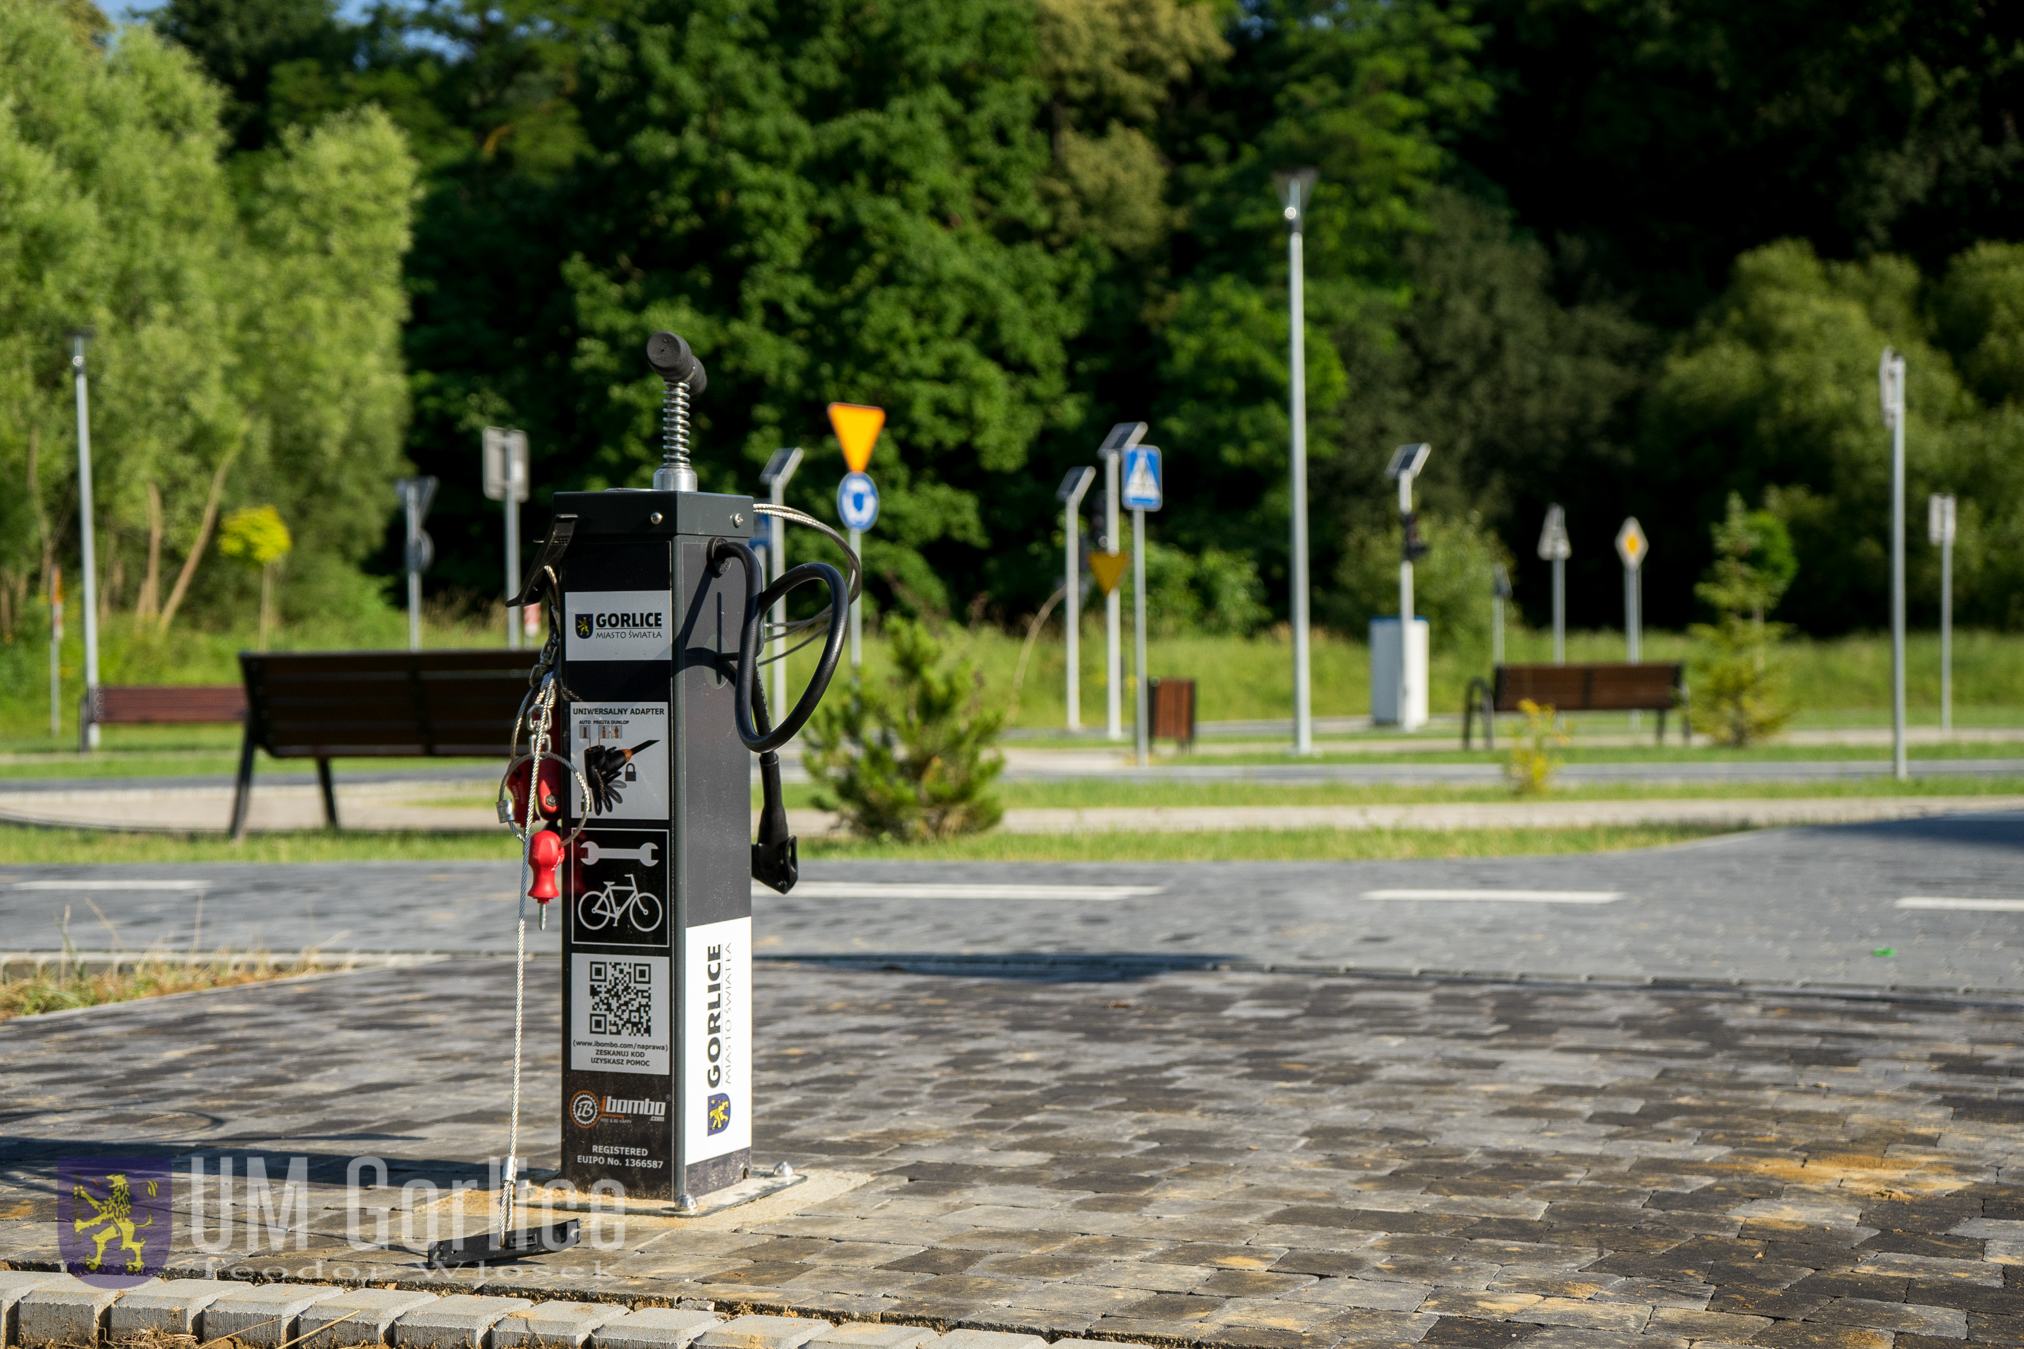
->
[0,0,413,654]
[1330,510,1513,661]
[1644,238,2024,634]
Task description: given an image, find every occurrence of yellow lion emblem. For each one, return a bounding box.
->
[71,1172,155,1273]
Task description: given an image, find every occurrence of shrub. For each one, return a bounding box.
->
[803,618,1005,840]
[1505,698,1565,795]
[1691,493,1798,745]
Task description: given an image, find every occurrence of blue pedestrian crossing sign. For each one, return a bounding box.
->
[838,471,879,531]
[1121,446,1162,511]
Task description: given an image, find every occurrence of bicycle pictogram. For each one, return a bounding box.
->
[576,873,663,933]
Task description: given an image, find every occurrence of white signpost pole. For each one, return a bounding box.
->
[1930,493,1955,733]
[1121,446,1163,767]
[1615,517,1648,729]
[1097,424,1145,743]
[1133,506,1149,767]
[485,427,531,650]
[1058,468,1096,731]
[1491,565,1511,667]
[761,448,805,716]
[1882,350,1908,780]
[1538,505,1571,665]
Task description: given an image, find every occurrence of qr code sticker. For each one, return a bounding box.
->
[587,960,655,1038]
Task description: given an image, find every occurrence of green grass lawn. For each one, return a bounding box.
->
[6,611,2024,742]
[0,821,1728,866]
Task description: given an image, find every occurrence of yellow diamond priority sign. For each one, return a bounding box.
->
[827,403,885,473]
[1615,517,1648,571]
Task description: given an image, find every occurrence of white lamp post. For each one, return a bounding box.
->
[1274,167,1318,755]
[69,330,100,749]
[1057,466,1096,731]
[1385,443,1431,732]
[1881,349,1907,780]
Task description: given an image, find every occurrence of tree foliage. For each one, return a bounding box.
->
[0,0,413,646]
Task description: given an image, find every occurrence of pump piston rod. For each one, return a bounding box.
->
[647,331,708,492]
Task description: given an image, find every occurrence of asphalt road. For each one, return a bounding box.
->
[5,809,2022,993]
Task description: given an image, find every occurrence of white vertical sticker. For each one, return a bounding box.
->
[685,917,750,1162]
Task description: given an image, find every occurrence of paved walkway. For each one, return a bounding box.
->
[6,812,2024,993]
[4,959,2024,1347]
[4,774,2022,835]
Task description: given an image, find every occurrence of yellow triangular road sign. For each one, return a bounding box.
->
[1088,551,1129,596]
[827,403,885,473]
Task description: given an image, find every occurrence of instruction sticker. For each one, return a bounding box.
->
[571,954,669,1076]
[567,590,673,663]
[571,702,669,820]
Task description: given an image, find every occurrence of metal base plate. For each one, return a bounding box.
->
[536,1167,804,1218]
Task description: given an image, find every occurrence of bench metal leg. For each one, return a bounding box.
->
[1656,708,1666,746]
[229,723,258,841]
[317,758,340,830]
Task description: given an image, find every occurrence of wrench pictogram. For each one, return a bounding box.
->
[579,839,659,867]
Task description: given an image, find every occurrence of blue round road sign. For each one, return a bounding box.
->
[838,471,879,531]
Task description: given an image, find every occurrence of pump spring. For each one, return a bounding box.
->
[662,376,690,481]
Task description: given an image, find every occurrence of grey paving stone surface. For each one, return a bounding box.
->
[15,1277,117,1347]
[696,1315,830,1349]
[106,1277,231,1337]
[803,1324,935,1349]
[296,1288,442,1347]
[0,1273,63,1346]
[6,928,2024,1346]
[392,1294,536,1349]
[590,1308,724,1349]
[3,811,2023,989]
[490,1300,629,1348]
[202,1280,344,1346]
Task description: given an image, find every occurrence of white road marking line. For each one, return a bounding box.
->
[759,882,1167,902]
[1896,896,2024,912]
[11,879,209,891]
[1360,888,1623,904]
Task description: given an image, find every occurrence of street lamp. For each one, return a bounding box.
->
[68,328,100,750]
[1057,466,1096,731]
[1274,167,1319,755]
[1385,442,1430,731]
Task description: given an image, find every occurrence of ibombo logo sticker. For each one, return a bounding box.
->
[566,590,673,663]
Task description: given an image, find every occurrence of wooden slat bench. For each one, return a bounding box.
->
[1463,662,1688,749]
[80,685,248,751]
[233,649,537,839]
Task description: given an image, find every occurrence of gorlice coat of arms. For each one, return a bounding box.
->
[58,1156,174,1287]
